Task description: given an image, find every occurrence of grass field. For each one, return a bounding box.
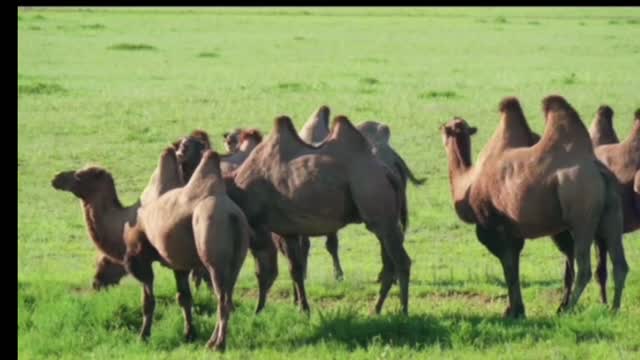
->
[18,7,640,359]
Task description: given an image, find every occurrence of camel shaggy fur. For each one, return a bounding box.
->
[441,95,629,317]
[125,148,250,351]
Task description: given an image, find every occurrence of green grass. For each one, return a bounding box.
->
[18,7,640,359]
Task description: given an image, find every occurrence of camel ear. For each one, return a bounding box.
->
[444,127,454,136]
[222,132,229,139]
[468,127,478,135]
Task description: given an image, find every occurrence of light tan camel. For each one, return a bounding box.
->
[125,148,250,352]
[441,95,629,317]
[224,114,410,315]
[589,105,619,147]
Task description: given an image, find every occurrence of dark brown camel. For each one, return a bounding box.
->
[225,114,410,315]
[441,95,629,318]
[125,148,250,351]
[589,105,619,147]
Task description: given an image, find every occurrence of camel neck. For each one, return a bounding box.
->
[80,191,127,261]
[445,137,476,223]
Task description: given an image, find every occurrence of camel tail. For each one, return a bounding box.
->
[390,147,425,186]
[385,169,408,232]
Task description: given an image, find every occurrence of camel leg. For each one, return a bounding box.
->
[369,222,411,315]
[174,270,195,342]
[373,243,395,315]
[551,231,574,313]
[251,228,278,314]
[124,252,155,341]
[206,266,227,352]
[282,235,310,314]
[595,238,608,304]
[597,207,629,311]
[566,227,595,310]
[475,226,525,318]
[499,237,525,318]
[325,233,344,281]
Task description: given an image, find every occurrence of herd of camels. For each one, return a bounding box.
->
[51,95,639,351]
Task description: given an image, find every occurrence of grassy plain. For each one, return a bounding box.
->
[18,7,640,359]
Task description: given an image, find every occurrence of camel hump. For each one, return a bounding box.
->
[499,96,524,114]
[299,105,331,144]
[330,115,371,152]
[157,147,182,192]
[540,94,592,152]
[188,149,223,186]
[273,115,315,148]
[597,105,614,119]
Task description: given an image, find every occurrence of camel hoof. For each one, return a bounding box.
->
[503,305,526,319]
[207,340,226,352]
[139,332,150,342]
[335,272,344,282]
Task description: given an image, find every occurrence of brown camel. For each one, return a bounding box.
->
[589,108,640,303]
[125,148,250,351]
[295,106,423,281]
[469,97,586,312]
[51,166,137,290]
[224,114,410,315]
[441,95,629,317]
[589,105,619,147]
[51,130,213,292]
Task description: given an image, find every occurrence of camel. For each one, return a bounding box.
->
[224,114,410,315]
[220,129,263,174]
[296,106,424,281]
[468,97,585,311]
[51,130,213,292]
[441,95,629,318]
[51,166,137,290]
[588,108,640,303]
[124,148,250,351]
[589,105,619,147]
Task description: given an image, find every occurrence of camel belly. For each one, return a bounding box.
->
[146,222,200,271]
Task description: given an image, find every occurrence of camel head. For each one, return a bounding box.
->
[174,131,211,182]
[51,166,115,200]
[222,128,243,153]
[357,120,391,146]
[237,128,263,151]
[441,117,477,167]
